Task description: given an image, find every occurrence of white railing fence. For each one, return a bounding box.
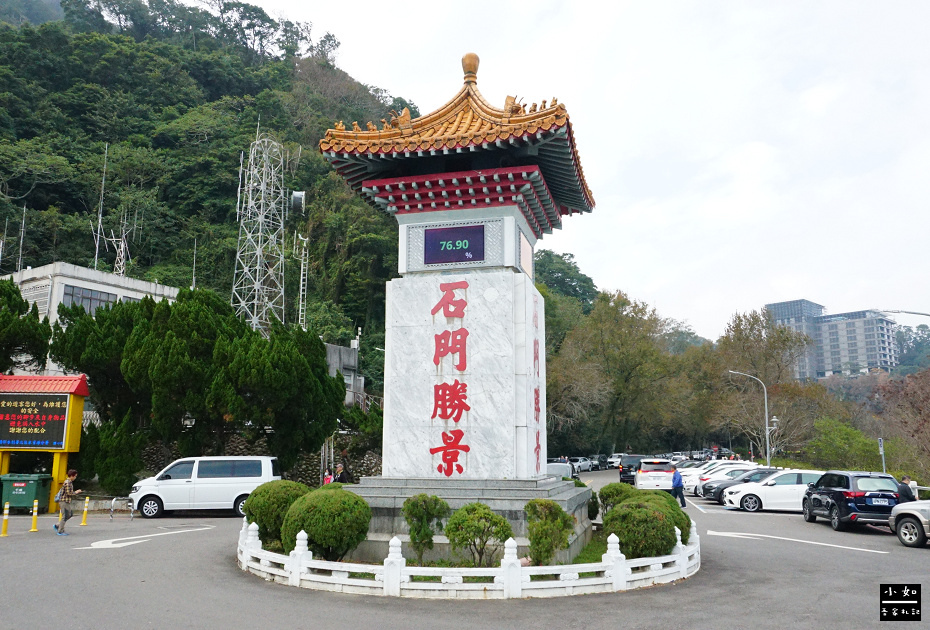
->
[237,519,701,599]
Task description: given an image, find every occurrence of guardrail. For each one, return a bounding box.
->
[237,519,701,599]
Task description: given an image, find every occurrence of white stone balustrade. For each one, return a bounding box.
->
[236,523,701,599]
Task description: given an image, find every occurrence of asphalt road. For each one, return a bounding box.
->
[0,470,925,630]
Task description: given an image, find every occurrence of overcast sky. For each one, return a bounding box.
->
[245,1,930,340]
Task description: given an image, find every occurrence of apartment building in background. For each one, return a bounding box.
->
[765,299,898,379]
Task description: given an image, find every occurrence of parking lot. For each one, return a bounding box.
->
[0,472,925,629]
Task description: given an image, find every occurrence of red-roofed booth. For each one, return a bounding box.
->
[0,374,88,511]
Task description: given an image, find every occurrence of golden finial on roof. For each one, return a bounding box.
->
[462,53,479,84]
[352,121,361,132]
[335,120,345,131]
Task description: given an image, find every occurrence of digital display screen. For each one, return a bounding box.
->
[424,225,485,265]
[0,393,69,449]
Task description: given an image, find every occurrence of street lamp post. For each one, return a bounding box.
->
[729,370,771,466]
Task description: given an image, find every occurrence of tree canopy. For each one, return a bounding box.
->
[50,289,345,493]
[534,250,598,314]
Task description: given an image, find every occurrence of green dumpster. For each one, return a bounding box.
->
[0,474,53,513]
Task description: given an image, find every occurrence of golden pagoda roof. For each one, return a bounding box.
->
[320,53,594,219]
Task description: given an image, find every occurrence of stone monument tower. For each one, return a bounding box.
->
[320,54,595,559]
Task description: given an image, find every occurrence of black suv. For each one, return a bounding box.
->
[619,455,647,485]
[588,454,607,471]
[803,471,903,531]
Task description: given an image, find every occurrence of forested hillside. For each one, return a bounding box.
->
[0,1,418,384]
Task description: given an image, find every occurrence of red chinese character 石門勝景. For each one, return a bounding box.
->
[432,379,471,422]
[431,281,469,318]
[433,328,469,371]
[429,429,471,476]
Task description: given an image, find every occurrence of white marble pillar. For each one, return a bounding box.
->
[382,268,546,479]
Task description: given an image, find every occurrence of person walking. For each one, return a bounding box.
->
[671,464,687,508]
[323,468,333,485]
[903,475,919,499]
[899,476,918,502]
[54,469,83,536]
[334,463,350,484]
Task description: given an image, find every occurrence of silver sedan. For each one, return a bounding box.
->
[569,457,592,472]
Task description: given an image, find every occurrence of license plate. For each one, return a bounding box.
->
[872,498,889,505]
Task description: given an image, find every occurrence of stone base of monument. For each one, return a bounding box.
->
[345,476,593,564]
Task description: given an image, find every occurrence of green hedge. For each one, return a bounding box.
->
[445,503,513,567]
[242,480,311,544]
[281,489,371,560]
[602,504,677,559]
[402,494,451,565]
[588,489,600,520]
[525,499,574,566]
[617,493,691,545]
[598,482,635,514]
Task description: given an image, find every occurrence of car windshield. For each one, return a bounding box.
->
[621,456,645,466]
[855,477,899,492]
[639,462,672,471]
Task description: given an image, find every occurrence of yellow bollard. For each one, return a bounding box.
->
[79,496,89,526]
[28,499,38,532]
[1,502,9,537]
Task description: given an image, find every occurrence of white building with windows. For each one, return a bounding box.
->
[4,262,180,375]
[766,299,898,378]
[5,261,179,325]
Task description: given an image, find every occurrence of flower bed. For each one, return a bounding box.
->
[236,518,700,599]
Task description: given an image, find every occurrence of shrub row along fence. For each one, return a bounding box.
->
[236,519,701,599]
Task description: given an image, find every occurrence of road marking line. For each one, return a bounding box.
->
[706,530,889,553]
[688,502,707,513]
[74,525,215,549]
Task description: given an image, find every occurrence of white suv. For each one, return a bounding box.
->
[634,459,675,490]
[130,456,281,518]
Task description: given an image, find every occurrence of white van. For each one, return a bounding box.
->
[129,456,281,518]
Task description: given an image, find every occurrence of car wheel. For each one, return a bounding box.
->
[896,517,927,548]
[830,506,845,531]
[803,499,817,523]
[234,495,249,517]
[139,496,163,519]
[741,494,762,512]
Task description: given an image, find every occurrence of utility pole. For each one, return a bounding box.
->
[729,370,772,466]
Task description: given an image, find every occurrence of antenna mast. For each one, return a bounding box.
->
[94,143,109,270]
[0,217,7,272]
[294,233,309,331]
[16,205,25,272]
[191,237,197,290]
[231,130,287,335]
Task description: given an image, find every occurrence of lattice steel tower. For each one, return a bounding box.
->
[232,133,287,334]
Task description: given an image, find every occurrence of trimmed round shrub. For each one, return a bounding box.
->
[598,482,635,513]
[602,504,677,559]
[242,480,311,544]
[281,489,371,559]
[402,494,452,565]
[525,499,574,566]
[634,489,681,510]
[445,502,514,567]
[618,494,691,545]
[316,482,346,491]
